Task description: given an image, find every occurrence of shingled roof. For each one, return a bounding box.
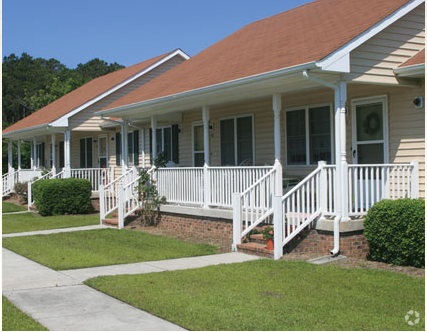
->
[399,49,425,67]
[3,50,178,134]
[102,0,413,112]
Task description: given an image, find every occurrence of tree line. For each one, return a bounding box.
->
[2,53,124,173]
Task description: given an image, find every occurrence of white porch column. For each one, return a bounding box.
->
[64,130,71,178]
[151,116,157,165]
[33,138,37,171]
[8,140,13,172]
[202,106,210,165]
[121,122,129,173]
[334,81,349,221]
[51,134,56,174]
[17,140,21,170]
[273,93,283,196]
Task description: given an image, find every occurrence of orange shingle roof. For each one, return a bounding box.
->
[3,51,176,134]
[103,0,412,111]
[399,49,425,67]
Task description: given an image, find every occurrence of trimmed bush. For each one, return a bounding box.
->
[364,199,425,268]
[33,178,92,216]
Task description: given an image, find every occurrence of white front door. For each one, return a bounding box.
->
[352,96,388,164]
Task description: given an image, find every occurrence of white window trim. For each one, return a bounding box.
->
[219,114,255,166]
[284,103,333,167]
[98,134,108,168]
[79,136,93,168]
[192,121,204,167]
[351,95,389,164]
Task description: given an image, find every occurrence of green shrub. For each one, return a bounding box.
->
[14,182,28,204]
[33,178,92,216]
[364,199,425,268]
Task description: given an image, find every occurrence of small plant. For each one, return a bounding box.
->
[136,168,166,226]
[262,226,274,239]
[14,182,28,204]
[244,229,260,243]
[154,152,167,168]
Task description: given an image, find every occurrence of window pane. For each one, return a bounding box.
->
[193,125,204,152]
[99,137,107,156]
[221,119,235,166]
[356,102,383,141]
[237,116,253,165]
[163,127,172,162]
[309,106,331,164]
[194,152,204,167]
[286,109,306,165]
[156,128,162,157]
[127,132,133,165]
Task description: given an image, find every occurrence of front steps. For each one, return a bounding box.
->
[102,218,118,227]
[236,233,274,258]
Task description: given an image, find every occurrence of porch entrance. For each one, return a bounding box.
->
[352,96,388,164]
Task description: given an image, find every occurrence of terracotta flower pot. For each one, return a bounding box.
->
[266,238,274,250]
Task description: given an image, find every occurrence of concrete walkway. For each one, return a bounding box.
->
[3,248,258,330]
[3,224,111,238]
[2,210,29,215]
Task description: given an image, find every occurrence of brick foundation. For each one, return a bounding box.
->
[157,212,233,248]
[284,229,369,258]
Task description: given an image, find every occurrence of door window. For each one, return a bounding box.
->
[98,136,108,168]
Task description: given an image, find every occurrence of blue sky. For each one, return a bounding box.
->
[3,0,312,68]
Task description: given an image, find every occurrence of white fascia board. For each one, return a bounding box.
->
[2,124,49,138]
[394,63,425,77]
[50,49,190,127]
[317,0,424,72]
[96,61,318,117]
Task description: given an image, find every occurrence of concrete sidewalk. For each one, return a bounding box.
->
[3,224,111,238]
[2,248,258,330]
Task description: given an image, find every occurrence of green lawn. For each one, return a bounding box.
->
[2,201,27,213]
[86,260,425,331]
[2,213,99,234]
[2,296,47,331]
[2,228,218,270]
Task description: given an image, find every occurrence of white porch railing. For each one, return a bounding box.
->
[99,167,137,222]
[156,167,204,205]
[2,170,19,197]
[348,162,419,216]
[208,166,273,207]
[70,168,112,192]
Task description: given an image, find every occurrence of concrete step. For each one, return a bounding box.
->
[236,242,273,259]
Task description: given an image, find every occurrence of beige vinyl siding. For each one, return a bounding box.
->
[68,55,185,131]
[349,4,425,84]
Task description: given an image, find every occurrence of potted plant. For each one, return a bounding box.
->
[262,226,274,250]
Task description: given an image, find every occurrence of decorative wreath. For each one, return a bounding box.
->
[362,112,381,136]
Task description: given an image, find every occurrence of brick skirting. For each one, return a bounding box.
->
[284,229,369,258]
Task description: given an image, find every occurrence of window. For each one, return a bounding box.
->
[79,137,93,168]
[127,130,139,166]
[220,115,254,166]
[286,105,332,165]
[149,125,179,165]
[35,143,45,168]
[98,135,108,168]
[193,124,204,166]
[59,141,65,168]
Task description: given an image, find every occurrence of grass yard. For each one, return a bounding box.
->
[2,228,218,270]
[2,201,27,213]
[86,260,425,331]
[2,213,99,234]
[2,296,47,331]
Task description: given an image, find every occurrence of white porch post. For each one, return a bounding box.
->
[17,140,21,170]
[64,130,71,178]
[33,138,37,171]
[273,195,283,260]
[335,81,349,221]
[273,93,283,196]
[121,122,129,173]
[202,106,210,165]
[8,140,13,172]
[411,160,419,199]
[151,116,157,165]
[202,106,210,208]
[51,134,56,174]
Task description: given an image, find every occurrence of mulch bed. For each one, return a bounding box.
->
[125,220,424,278]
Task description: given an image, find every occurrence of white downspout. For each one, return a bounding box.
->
[303,70,342,256]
